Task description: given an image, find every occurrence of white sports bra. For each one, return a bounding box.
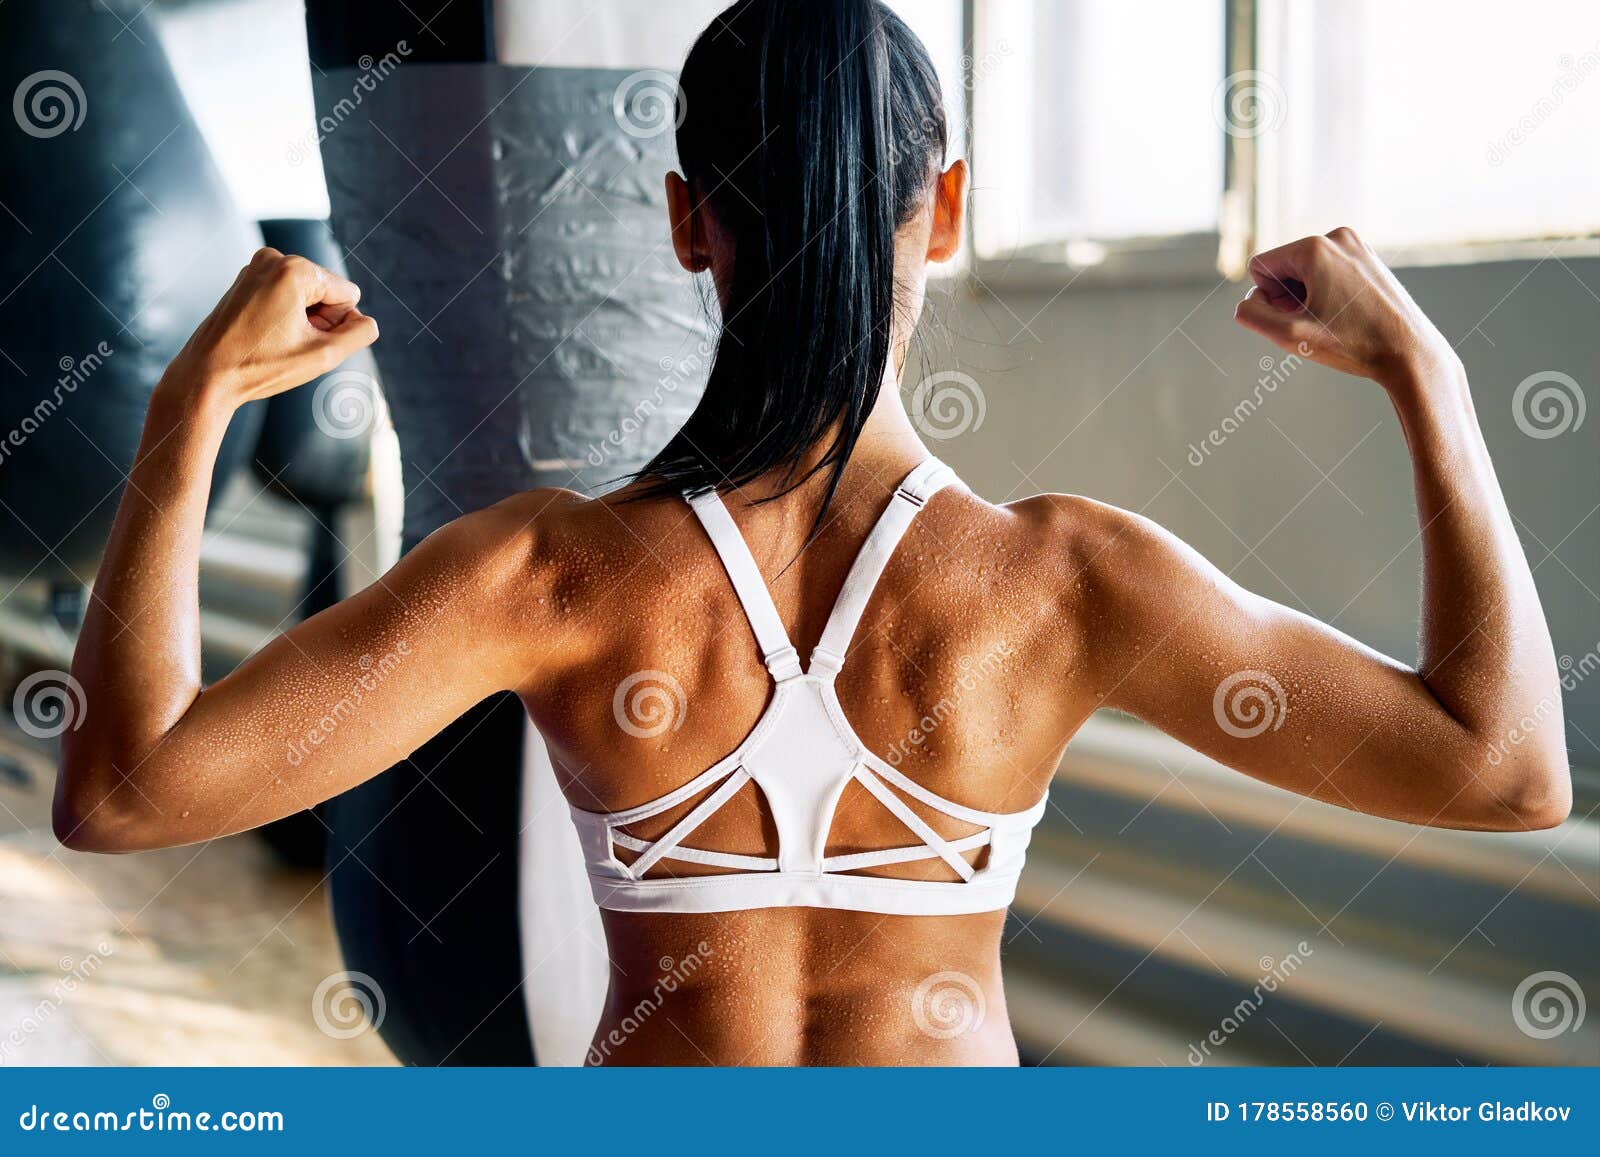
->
[567,458,1050,916]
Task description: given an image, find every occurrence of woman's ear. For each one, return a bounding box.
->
[926,159,968,264]
[666,172,709,272]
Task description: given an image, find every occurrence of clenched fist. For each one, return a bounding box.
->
[162,247,379,405]
[1234,227,1457,388]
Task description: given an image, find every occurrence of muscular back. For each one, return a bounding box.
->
[57,230,1569,1067]
[505,456,1090,1064]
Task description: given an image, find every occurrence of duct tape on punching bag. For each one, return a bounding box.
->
[313,54,707,1063]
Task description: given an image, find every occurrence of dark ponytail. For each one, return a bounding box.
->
[637,0,946,520]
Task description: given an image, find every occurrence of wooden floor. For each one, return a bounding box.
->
[0,726,394,1066]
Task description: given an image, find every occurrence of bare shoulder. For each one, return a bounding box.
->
[1001,491,1217,586]
[396,486,601,637]
[995,490,1263,687]
[411,486,590,580]
[906,488,1138,638]
[946,490,1160,584]
[968,491,1235,644]
[400,484,716,691]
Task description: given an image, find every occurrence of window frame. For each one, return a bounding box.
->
[960,0,1600,292]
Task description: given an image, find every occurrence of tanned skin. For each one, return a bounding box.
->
[55,159,1570,1065]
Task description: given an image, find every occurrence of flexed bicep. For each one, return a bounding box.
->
[1062,231,1568,832]
[1078,506,1514,829]
[56,505,543,852]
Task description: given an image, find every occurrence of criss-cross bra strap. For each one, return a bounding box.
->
[808,458,958,679]
[612,831,778,872]
[820,831,990,873]
[853,764,977,881]
[623,766,754,878]
[684,489,802,680]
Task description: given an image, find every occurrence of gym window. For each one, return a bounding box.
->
[945,0,1600,287]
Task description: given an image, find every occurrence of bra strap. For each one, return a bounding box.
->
[808,458,958,679]
[685,488,803,680]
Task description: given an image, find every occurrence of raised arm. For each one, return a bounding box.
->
[1073,229,1570,831]
[54,250,542,852]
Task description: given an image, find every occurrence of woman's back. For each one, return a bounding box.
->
[515,450,1084,1063]
[52,0,1569,1071]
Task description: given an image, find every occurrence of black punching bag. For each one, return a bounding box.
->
[306,2,708,1065]
[0,0,264,581]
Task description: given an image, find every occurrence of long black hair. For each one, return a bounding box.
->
[637,0,947,520]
